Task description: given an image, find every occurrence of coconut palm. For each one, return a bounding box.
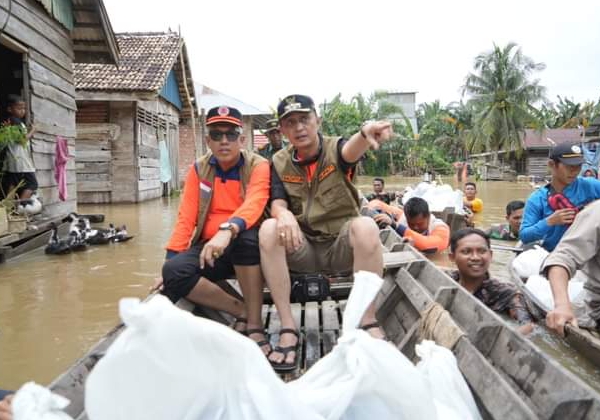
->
[463,42,546,160]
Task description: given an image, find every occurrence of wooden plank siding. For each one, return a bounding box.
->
[0,0,78,217]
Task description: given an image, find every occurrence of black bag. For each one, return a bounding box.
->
[290,273,330,303]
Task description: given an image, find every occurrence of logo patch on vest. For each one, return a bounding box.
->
[318,164,336,182]
[200,179,212,200]
[282,175,304,184]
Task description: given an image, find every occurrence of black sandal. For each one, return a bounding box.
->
[270,328,300,372]
[246,328,272,356]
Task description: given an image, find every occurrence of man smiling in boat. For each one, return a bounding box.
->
[160,106,271,355]
[259,94,393,371]
[542,199,600,336]
[449,228,535,334]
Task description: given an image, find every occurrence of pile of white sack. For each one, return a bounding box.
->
[401,182,465,214]
[11,272,482,420]
[511,247,586,312]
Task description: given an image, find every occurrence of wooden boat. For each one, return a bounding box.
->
[49,231,600,419]
[510,268,600,368]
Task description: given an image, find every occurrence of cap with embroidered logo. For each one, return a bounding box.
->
[549,143,584,166]
[277,94,315,120]
[264,118,279,133]
[206,106,243,127]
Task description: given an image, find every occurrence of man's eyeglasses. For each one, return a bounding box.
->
[209,130,240,142]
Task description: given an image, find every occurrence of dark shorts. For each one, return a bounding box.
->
[162,227,260,302]
[0,389,12,400]
[1,171,38,195]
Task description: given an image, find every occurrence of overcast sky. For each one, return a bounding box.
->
[103,0,600,112]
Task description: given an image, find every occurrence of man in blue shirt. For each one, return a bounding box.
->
[520,143,600,251]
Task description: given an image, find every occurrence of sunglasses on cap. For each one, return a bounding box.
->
[208,130,240,142]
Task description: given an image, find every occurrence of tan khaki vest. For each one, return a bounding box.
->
[191,150,267,245]
[272,135,360,240]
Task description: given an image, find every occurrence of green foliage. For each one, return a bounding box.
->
[0,124,27,151]
[463,42,546,159]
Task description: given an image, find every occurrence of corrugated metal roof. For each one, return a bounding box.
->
[197,84,271,128]
[523,128,583,149]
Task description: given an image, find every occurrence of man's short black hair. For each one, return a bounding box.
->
[373,177,384,185]
[7,94,24,106]
[404,197,430,219]
[450,228,490,253]
[464,182,477,189]
[505,200,525,216]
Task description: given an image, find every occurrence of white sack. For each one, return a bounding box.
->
[524,274,585,311]
[289,271,437,419]
[85,271,477,420]
[402,182,464,214]
[511,246,549,280]
[12,382,73,420]
[416,340,482,420]
[85,296,318,420]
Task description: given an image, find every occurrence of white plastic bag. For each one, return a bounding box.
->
[416,341,482,420]
[12,382,73,420]
[525,274,585,311]
[85,271,476,420]
[511,246,549,280]
[85,296,318,420]
[289,271,438,419]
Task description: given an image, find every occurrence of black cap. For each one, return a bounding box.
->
[277,94,315,120]
[264,118,279,133]
[206,106,243,127]
[549,143,584,165]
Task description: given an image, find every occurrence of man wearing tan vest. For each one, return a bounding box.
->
[161,106,272,355]
[259,94,394,371]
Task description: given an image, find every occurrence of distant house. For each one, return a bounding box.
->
[469,128,584,178]
[74,32,197,203]
[379,91,418,134]
[0,0,117,217]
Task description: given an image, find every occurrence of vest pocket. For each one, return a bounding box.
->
[318,184,353,212]
[289,196,304,215]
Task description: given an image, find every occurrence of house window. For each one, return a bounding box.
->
[0,41,28,124]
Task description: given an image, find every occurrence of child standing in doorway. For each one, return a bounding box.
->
[1,94,37,199]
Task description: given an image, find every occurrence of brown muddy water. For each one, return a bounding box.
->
[0,177,599,391]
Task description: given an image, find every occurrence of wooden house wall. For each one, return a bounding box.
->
[0,0,77,216]
[108,102,136,203]
[137,99,179,201]
[526,150,550,178]
[75,122,119,203]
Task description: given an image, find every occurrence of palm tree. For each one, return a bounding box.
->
[463,43,546,161]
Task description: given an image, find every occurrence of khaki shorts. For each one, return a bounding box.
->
[286,219,354,274]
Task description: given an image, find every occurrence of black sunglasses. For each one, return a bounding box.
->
[209,130,240,142]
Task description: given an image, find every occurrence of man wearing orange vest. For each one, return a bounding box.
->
[259,94,394,371]
[161,106,271,355]
[373,197,450,254]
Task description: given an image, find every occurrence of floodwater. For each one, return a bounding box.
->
[0,176,599,392]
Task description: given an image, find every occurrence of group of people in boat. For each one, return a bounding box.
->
[152,93,590,375]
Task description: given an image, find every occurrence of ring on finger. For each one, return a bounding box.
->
[212,251,220,258]
[279,232,286,239]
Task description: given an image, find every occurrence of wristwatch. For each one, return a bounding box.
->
[219,222,237,238]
